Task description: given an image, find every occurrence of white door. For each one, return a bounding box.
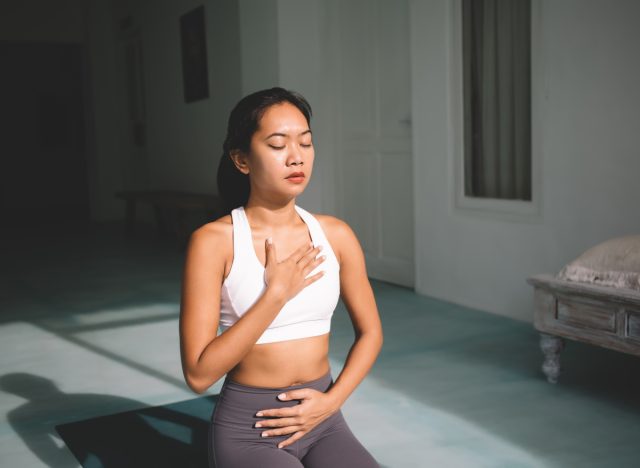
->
[328,0,414,288]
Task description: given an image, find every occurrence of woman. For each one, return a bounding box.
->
[179,87,383,467]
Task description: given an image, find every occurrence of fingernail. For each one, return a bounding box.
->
[278,393,286,399]
[255,423,262,428]
[256,412,263,417]
[267,237,272,245]
[278,444,284,449]
[261,432,268,437]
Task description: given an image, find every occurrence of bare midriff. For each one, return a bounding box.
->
[226,333,331,388]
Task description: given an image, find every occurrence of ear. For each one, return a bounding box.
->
[229,149,250,175]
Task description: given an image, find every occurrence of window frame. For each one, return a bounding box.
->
[449,0,543,223]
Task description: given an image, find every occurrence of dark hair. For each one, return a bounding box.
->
[216,87,313,215]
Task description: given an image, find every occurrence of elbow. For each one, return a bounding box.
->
[357,327,384,348]
[186,375,206,394]
[373,329,384,360]
[371,326,384,352]
[186,369,225,395]
[185,371,211,395]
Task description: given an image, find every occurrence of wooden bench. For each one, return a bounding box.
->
[115,190,224,244]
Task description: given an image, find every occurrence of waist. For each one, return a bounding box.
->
[227,332,330,387]
[224,368,333,394]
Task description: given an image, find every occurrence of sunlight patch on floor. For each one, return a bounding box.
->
[330,359,548,468]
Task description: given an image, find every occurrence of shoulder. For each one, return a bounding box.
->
[192,213,232,242]
[309,212,361,266]
[185,214,233,264]
[313,212,354,238]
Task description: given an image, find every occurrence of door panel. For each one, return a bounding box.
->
[330,0,414,287]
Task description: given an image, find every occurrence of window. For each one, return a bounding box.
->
[462,0,532,201]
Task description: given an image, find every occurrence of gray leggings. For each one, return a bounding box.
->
[208,370,379,468]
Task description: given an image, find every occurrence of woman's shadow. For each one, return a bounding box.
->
[1,372,216,467]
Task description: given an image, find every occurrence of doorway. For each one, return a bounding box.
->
[0,42,90,227]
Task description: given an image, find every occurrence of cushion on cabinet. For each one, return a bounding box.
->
[556,235,640,291]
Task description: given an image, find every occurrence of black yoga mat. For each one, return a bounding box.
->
[55,394,219,468]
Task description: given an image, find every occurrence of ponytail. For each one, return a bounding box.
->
[216,150,249,216]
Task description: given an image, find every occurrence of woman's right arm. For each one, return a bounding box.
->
[179,223,324,394]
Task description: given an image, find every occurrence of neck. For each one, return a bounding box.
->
[243,199,300,230]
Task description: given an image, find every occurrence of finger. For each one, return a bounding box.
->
[288,241,315,262]
[261,426,303,438]
[302,253,326,276]
[297,244,324,267]
[278,389,312,401]
[278,431,307,449]
[303,270,325,287]
[256,407,299,418]
[265,237,276,264]
[255,417,298,428]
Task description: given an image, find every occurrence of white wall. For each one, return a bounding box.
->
[86,0,243,221]
[275,0,337,214]
[237,0,279,94]
[410,0,640,322]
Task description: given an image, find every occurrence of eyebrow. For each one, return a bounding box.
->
[265,130,312,140]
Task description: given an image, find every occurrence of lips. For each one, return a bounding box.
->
[286,172,305,179]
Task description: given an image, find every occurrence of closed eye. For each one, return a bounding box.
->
[268,143,312,149]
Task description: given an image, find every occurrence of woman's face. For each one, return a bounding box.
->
[234,102,314,200]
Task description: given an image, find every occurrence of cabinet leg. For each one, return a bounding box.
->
[540,333,564,384]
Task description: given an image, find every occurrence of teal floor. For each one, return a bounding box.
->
[1,221,639,467]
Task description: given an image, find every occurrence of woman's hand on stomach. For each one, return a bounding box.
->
[254,380,340,449]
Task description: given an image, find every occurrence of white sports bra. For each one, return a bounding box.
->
[218,205,341,344]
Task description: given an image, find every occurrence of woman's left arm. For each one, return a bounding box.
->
[324,216,384,409]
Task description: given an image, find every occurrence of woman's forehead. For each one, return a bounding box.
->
[257,103,309,133]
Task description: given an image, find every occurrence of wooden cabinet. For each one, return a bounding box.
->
[527,273,640,383]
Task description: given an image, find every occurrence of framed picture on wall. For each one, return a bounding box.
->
[180,5,209,103]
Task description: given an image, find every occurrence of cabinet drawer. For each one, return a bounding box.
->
[556,297,616,332]
[627,310,640,341]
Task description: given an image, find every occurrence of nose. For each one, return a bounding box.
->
[287,145,304,166]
